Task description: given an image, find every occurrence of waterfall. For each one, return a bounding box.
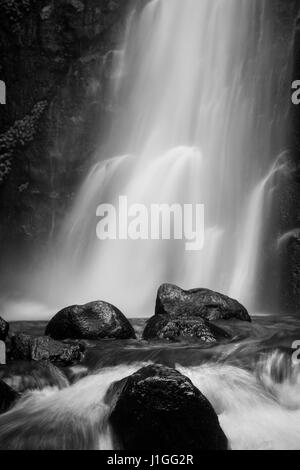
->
[28,0,292,317]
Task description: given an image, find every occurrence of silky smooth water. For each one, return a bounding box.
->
[1,315,300,450]
[20,0,292,319]
[0,1,298,450]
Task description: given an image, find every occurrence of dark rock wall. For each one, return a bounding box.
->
[249,0,300,314]
[276,0,300,312]
[0,0,135,264]
[284,1,300,312]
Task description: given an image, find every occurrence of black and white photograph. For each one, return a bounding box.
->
[0,0,300,454]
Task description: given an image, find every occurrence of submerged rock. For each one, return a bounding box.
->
[45,301,136,340]
[10,334,85,365]
[0,379,19,414]
[107,364,228,450]
[0,316,9,341]
[143,314,230,342]
[155,283,251,322]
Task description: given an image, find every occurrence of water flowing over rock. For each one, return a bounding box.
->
[0,0,297,318]
[143,314,230,342]
[155,284,251,322]
[0,380,19,414]
[20,0,295,318]
[107,364,228,450]
[45,301,136,340]
[0,360,69,393]
[0,316,9,341]
[10,333,85,365]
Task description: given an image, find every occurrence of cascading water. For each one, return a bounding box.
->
[2,352,300,450]
[1,0,300,452]
[31,0,293,317]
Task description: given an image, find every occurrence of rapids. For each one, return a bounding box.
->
[1,315,300,450]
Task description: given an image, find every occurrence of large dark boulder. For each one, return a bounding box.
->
[107,364,227,450]
[45,301,136,340]
[0,316,9,341]
[143,314,230,342]
[155,284,251,322]
[10,334,85,365]
[0,380,19,414]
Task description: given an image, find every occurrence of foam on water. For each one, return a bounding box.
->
[0,364,143,450]
[1,351,300,450]
[179,360,300,450]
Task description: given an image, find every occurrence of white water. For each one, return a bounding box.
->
[179,361,300,450]
[1,353,300,450]
[0,364,141,450]
[18,0,292,319]
[0,0,298,453]
[228,153,292,306]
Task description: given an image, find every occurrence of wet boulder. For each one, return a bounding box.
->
[107,364,228,450]
[0,379,19,414]
[143,314,230,342]
[0,316,9,341]
[155,283,251,322]
[45,301,136,340]
[10,334,85,365]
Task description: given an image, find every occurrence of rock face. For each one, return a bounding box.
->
[0,0,135,269]
[273,155,300,313]
[108,364,228,450]
[0,380,19,414]
[278,7,300,313]
[10,333,85,365]
[45,301,136,340]
[143,314,230,342]
[155,284,251,322]
[0,316,9,341]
